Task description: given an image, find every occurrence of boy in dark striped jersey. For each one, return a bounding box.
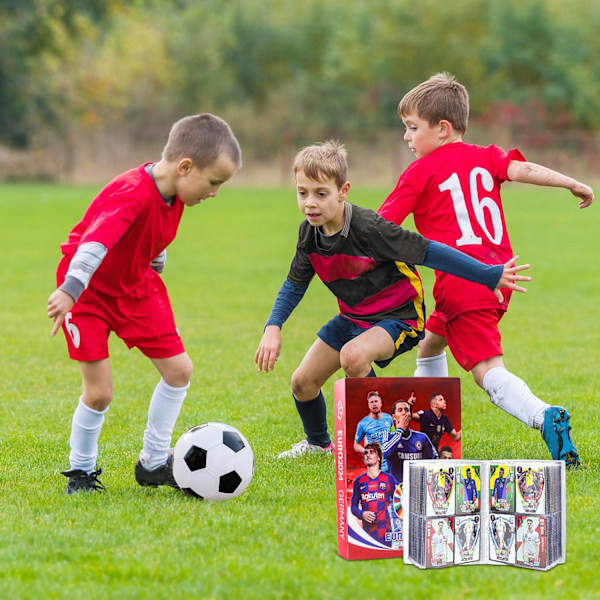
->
[254,140,530,458]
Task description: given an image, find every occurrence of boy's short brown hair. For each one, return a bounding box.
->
[293,140,348,189]
[398,72,469,134]
[162,113,242,169]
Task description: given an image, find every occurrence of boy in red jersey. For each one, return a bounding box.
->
[378,73,594,467]
[255,140,530,458]
[47,114,241,494]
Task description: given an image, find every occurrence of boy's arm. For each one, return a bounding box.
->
[507,160,594,208]
[378,178,418,225]
[422,242,530,302]
[47,241,108,336]
[254,279,308,373]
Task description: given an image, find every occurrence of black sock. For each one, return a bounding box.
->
[294,391,331,447]
[345,367,377,378]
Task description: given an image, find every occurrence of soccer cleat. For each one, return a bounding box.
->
[541,406,580,467]
[62,468,105,495]
[135,453,179,489]
[277,439,334,458]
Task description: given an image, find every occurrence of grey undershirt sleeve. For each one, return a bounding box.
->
[58,241,108,302]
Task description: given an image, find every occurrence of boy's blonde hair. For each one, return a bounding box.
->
[162,113,242,169]
[398,72,469,134]
[293,140,348,189]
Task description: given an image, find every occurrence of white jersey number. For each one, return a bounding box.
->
[438,169,503,247]
[65,312,81,348]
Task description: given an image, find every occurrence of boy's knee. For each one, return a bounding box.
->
[291,368,317,400]
[339,344,367,377]
[82,386,113,412]
[159,354,193,388]
[172,357,194,387]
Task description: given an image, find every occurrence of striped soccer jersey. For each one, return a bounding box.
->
[287,203,429,329]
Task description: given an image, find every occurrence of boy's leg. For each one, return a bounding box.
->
[62,359,112,494]
[477,359,579,466]
[474,356,548,428]
[414,313,449,377]
[446,309,579,466]
[280,338,341,456]
[70,359,112,470]
[443,311,551,428]
[338,326,396,377]
[136,352,193,482]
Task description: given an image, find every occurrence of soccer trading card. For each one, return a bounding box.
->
[426,465,455,516]
[516,465,546,514]
[516,515,547,569]
[426,517,454,568]
[489,513,516,564]
[455,464,481,514]
[454,515,481,564]
[489,464,515,512]
[334,376,461,560]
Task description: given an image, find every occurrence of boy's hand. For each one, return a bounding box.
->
[570,182,594,209]
[255,325,282,373]
[494,255,531,302]
[47,289,75,336]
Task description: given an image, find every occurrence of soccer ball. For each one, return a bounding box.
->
[173,422,254,500]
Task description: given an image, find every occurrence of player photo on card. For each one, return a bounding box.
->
[516,515,547,569]
[454,515,481,564]
[489,464,515,513]
[426,465,455,516]
[426,517,454,568]
[516,464,546,514]
[489,513,516,564]
[455,464,480,514]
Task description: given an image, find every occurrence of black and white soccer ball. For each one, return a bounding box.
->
[173,422,254,501]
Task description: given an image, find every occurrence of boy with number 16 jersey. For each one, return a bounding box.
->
[379,72,594,467]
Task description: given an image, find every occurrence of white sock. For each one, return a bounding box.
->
[69,398,108,473]
[483,367,548,429]
[414,352,448,377]
[139,378,189,470]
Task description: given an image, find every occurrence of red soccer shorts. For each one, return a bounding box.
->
[425,308,505,372]
[57,264,185,362]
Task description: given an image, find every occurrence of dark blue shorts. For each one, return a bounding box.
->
[317,315,424,368]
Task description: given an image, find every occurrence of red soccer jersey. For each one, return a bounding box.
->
[379,143,525,320]
[60,164,184,297]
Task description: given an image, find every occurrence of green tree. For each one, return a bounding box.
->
[0,0,125,146]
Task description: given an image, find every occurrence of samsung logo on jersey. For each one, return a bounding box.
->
[396,452,423,460]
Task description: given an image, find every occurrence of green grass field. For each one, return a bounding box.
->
[0,182,598,599]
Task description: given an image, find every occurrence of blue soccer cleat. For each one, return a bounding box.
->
[541,406,580,467]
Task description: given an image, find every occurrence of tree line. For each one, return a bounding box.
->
[1,0,598,169]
